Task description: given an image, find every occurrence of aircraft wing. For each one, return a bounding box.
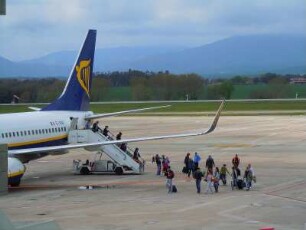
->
[9,101,224,156]
[85,105,170,120]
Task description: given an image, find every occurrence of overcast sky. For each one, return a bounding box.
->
[1,0,305,61]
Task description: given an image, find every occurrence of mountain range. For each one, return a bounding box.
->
[0,34,305,78]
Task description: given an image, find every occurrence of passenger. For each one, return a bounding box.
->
[206,155,215,172]
[120,143,127,152]
[231,166,241,187]
[83,159,89,166]
[166,166,175,193]
[103,125,109,137]
[183,153,190,175]
[155,154,162,176]
[133,147,141,162]
[92,121,100,132]
[193,152,201,169]
[205,169,214,194]
[193,167,204,194]
[151,155,155,163]
[213,167,220,193]
[220,164,231,185]
[162,156,170,176]
[232,154,240,169]
[244,164,254,191]
[85,120,91,129]
[188,158,194,177]
[116,132,122,140]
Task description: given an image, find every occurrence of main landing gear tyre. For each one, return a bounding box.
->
[80,167,90,175]
[10,180,21,187]
[114,167,123,175]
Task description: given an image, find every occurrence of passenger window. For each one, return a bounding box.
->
[20,132,23,136]
[24,131,27,136]
[17,132,19,137]
[1,134,4,138]
[5,133,8,138]
[13,132,15,137]
[9,133,11,137]
[32,130,34,135]
[35,130,38,135]
[52,128,55,133]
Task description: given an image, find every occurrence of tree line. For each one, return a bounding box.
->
[0,71,305,103]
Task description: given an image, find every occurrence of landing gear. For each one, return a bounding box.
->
[9,180,21,187]
[114,167,123,175]
[80,166,90,175]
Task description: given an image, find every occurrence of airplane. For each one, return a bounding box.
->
[0,29,224,187]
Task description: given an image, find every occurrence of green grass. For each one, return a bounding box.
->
[232,84,306,99]
[1,100,306,115]
[102,87,132,101]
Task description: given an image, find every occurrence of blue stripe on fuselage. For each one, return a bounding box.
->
[8,137,68,150]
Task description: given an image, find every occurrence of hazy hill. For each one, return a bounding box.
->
[130,35,306,76]
[0,34,305,77]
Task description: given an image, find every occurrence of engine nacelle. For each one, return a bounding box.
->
[8,157,26,187]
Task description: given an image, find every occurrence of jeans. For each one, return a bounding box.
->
[157,164,161,175]
[166,178,173,193]
[196,179,201,193]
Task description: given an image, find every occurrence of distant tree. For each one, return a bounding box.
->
[131,77,152,100]
[91,78,110,101]
[230,75,251,84]
[206,81,234,99]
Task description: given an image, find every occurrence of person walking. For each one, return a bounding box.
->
[92,121,101,132]
[103,125,109,137]
[155,154,161,176]
[220,164,231,185]
[116,132,122,140]
[232,154,240,169]
[206,155,215,172]
[133,147,140,162]
[166,166,175,193]
[184,153,190,174]
[193,167,204,193]
[244,164,254,191]
[193,152,201,169]
[213,167,220,193]
[205,169,214,194]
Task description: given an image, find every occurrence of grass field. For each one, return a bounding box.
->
[231,84,306,99]
[1,100,306,115]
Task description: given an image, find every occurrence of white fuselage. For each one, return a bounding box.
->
[0,110,93,160]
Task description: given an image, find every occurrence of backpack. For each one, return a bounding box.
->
[193,170,202,180]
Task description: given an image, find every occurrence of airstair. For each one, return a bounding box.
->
[68,124,144,174]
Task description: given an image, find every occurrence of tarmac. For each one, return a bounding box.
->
[1,116,306,230]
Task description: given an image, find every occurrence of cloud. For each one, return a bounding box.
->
[0,0,305,60]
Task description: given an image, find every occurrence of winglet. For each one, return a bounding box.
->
[204,100,225,134]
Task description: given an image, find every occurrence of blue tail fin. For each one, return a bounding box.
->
[42,29,97,111]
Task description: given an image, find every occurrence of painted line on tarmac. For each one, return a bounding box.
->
[174,195,237,213]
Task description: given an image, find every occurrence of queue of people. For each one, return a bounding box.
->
[180,152,256,194]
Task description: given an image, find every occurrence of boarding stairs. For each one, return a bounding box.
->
[68,125,144,174]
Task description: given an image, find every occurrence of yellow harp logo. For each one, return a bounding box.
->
[76,59,91,96]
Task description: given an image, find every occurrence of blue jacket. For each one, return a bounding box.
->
[194,154,201,163]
